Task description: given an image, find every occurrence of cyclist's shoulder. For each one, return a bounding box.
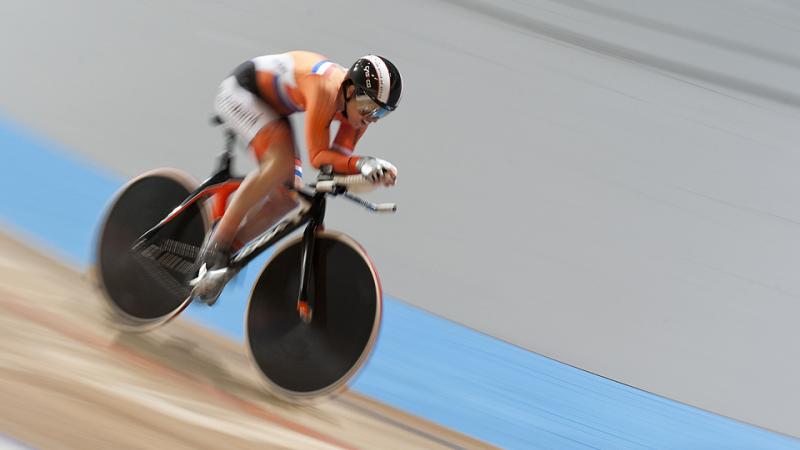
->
[249,50,334,68]
[289,51,345,80]
[298,66,345,97]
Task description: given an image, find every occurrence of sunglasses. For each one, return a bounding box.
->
[353,94,393,120]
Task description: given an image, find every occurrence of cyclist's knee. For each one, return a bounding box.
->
[251,118,294,164]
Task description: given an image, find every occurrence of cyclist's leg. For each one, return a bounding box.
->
[192,76,293,303]
[210,119,296,251]
[200,75,288,261]
[233,180,299,249]
[233,135,302,248]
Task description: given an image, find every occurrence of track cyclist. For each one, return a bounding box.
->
[191,51,403,305]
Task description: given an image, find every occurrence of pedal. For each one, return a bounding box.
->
[190,264,234,306]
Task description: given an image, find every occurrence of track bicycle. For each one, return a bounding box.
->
[94,129,396,401]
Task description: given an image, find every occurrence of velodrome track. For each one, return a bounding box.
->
[0,231,490,449]
[4,0,800,447]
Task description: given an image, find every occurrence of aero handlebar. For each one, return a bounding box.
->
[302,174,397,213]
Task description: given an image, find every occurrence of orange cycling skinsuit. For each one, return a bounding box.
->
[192,50,403,304]
[218,51,361,174]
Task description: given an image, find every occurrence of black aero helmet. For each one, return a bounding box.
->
[344,55,402,118]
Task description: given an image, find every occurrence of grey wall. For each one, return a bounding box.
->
[2,0,800,435]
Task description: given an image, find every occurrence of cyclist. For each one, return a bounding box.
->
[192,51,402,305]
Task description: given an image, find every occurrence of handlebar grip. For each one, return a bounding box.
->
[375,203,397,213]
[332,174,376,193]
[333,175,373,185]
[315,180,336,193]
[314,175,377,193]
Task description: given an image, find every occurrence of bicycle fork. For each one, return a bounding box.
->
[297,193,326,323]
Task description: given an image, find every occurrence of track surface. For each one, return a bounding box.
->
[0,231,491,450]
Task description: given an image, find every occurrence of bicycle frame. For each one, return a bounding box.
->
[133,140,331,322]
[230,188,327,322]
[133,149,241,248]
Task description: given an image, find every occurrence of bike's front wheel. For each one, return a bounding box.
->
[245,230,382,402]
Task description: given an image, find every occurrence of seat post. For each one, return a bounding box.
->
[224,129,236,154]
[215,129,236,175]
[209,115,236,175]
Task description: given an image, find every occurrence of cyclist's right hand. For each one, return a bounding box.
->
[356,157,397,186]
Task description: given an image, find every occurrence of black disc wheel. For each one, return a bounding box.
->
[246,231,382,401]
[94,169,209,330]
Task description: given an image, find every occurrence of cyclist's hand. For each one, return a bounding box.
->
[356,157,397,186]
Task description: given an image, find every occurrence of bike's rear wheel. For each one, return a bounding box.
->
[246,230,382,402]
[94,169,209,331]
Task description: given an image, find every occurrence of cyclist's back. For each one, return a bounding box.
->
[240,51,346,115]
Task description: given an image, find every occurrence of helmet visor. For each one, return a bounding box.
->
[353,94,394,120]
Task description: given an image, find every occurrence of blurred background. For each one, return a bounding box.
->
[2,0,800,448]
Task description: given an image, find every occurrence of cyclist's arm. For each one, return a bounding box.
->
[301,77,361,174]
[331,119,367,157]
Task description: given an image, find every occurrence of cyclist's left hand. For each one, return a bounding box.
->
[357,157,398,186]
[379,160,397,187]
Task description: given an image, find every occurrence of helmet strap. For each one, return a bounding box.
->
[341,82,353,119]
